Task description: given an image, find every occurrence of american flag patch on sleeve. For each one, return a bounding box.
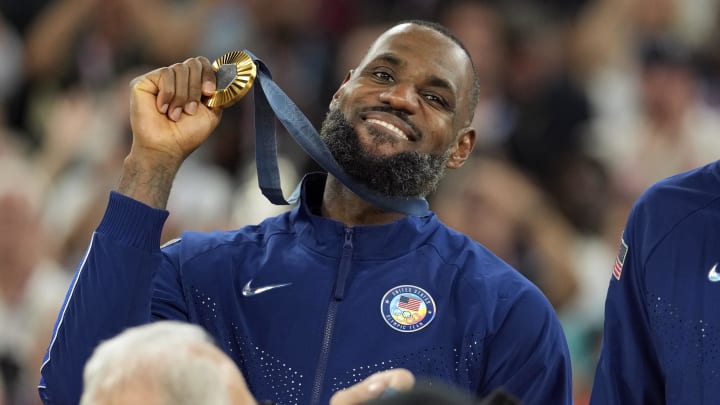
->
[613,236,629,280]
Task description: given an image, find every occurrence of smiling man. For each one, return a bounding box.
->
[320,24,475,203]
[39,21,571,405]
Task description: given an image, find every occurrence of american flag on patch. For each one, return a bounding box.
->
[613,236,629,280]
[398,295,421,311]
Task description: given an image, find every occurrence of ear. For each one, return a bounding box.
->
[342,69,354,84]
[446,127,476,169]
[331,69,355,104]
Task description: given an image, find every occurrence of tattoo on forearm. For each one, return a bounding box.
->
[118,159,176,209]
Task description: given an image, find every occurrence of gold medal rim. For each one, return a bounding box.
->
[204,50,257,109]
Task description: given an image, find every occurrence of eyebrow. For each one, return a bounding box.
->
[427,76,455,96]
[373,53,404,67]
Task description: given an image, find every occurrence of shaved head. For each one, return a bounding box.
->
[363,20,480,122]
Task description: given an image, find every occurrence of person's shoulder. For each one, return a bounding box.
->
[431,219,540,299]
[624,161,720,264]
[430,220,514,271]
[631,160,720,232]
[641,160,720,208]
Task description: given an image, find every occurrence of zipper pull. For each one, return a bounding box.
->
[334,228,354,300]
[344,227,353,249]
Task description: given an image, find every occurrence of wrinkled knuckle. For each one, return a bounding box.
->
[159,87,175,100]
[157,66,172,78]
[171,63,187,73]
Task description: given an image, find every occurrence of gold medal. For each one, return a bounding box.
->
[203,50,257,108]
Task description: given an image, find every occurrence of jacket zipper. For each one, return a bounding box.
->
[310,227,354,405]
[334,228,354,300]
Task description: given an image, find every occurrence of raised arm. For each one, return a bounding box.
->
[38,57,222,405]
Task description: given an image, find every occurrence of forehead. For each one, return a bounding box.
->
[360,24,472,92]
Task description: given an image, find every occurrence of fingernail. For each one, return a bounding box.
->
[203,81,215,93]
[171,107,183,121]
[161,104,169,114]
[185,101,197,115]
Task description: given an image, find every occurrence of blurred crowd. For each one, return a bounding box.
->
[1,0,720,404]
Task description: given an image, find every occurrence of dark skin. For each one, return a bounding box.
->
[120,23,476,226]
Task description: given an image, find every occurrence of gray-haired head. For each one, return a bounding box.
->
[80,321,254,405]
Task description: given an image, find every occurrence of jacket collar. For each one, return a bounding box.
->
[290,173,440,259]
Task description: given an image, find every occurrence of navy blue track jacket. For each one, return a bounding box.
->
[40,173,571,405]
[592,160,720,404]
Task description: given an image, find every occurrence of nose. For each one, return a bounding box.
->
[378,83,420,114]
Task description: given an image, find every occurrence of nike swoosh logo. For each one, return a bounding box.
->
[242,279,292,297]
[708,263,720,282]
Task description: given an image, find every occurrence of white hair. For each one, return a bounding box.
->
[80,321,232,405]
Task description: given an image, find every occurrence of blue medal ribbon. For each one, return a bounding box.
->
[244,50,430,217]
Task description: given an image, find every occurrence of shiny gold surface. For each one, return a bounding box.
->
[203,51,257,108]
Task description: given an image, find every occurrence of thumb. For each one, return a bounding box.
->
[329,369,415,405]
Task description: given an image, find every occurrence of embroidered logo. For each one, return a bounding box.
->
[241,279,292,297]
[708,263,720,282]
[381,285,436,332]
[613,236,629,280]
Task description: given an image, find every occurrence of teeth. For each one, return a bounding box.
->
[366,118,409,140]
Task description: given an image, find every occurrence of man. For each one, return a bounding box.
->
[591,160,720,404]
[39,21,571,405]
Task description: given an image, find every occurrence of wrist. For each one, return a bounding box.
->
[117,152,180,209]
[126,145,184,173]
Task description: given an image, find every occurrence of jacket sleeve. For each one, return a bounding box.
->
[481,283,573,404]
[37,192,187,405]
[590,209,664,404]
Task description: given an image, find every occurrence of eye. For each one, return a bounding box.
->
[422,93,448,108]
[372,71,394,82]
[423,94,441,103]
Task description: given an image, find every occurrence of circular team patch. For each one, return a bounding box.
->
[381,285,436,332]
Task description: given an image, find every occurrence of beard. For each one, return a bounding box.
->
[319,107,451,198]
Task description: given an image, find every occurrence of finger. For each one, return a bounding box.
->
[379,369,414,393]
[198,56,216,96]
[329,369,415,405]
[184,58,203,116]
[155,67,175,115]
[169,62,189,122]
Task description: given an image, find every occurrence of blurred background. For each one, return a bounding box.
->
[1,0,719,404]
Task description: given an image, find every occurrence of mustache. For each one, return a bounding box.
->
[358,105,422,139]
